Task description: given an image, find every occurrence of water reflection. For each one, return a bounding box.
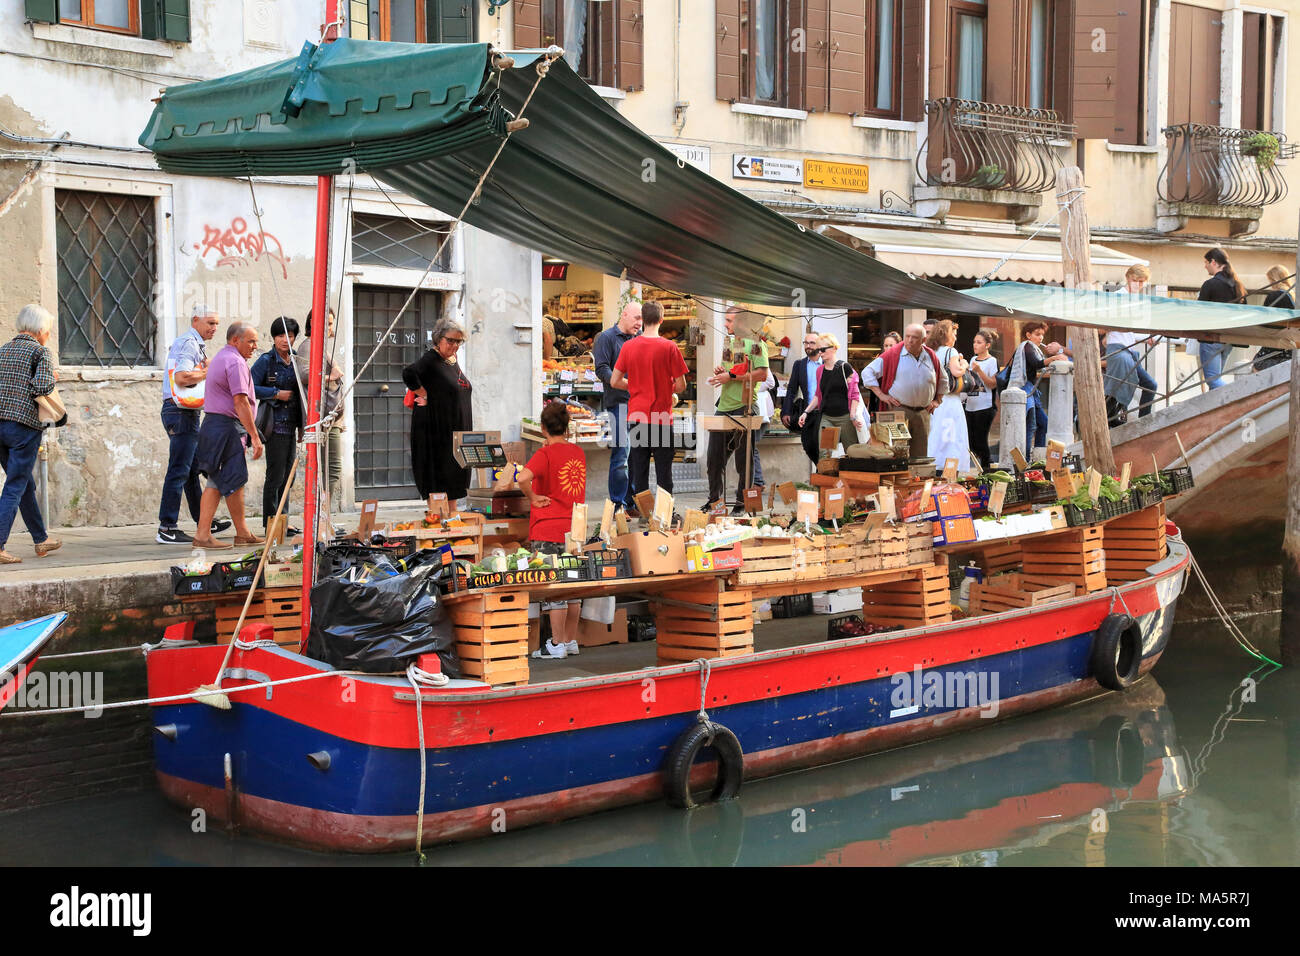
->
[0,617,1295,867]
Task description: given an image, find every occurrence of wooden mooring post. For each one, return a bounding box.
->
[1055,166,1115,476]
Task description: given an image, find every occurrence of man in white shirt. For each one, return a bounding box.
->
[862,323,946,458]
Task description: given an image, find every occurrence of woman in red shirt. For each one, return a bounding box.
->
[514,401,587,660]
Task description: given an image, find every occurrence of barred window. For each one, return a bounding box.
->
[351,213,452,271]
[55,189,158,367]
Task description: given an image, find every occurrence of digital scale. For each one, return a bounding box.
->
[455,431,530,517]
[452,431,508,469]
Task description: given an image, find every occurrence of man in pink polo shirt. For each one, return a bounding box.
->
[193,322,265,549]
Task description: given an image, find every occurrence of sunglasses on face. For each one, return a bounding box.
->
[445,337,465,346]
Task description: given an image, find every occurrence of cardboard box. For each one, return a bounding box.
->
[578,608,628,647]
[933,515,978,546]
[261,561,303,588]
[614,530,687,576]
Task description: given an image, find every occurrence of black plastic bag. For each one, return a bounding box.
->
[306,553,460,677]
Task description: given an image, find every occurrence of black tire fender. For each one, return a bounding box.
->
[1091,613,1142,691]
[662,720,744,809]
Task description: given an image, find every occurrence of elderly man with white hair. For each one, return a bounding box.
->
[0,304,62,563]
[156,306,232,544]
[592,300,642,515]
[861,322,946,459]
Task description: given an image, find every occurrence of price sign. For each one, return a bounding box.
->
[796,489,819,524]
[593,382,604,392]
[989,482,1007,517]
[560,370,576,381]
[1010,447,1029,471]
[942,458,959,482]
[1087,468,1102,502]
[1119,462,1131,492]
[559,384,573,395]
[1052,468,1075,500]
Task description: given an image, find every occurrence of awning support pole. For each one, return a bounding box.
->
[300,174,333,651]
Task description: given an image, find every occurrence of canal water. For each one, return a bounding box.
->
[0,610,1294,867]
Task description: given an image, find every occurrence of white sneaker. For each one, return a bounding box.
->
[564,640,579,657]
[532,640,567,660]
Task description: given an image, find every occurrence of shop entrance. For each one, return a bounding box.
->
[352,285,445,500]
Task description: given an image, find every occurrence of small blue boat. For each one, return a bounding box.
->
[0,613,68,712]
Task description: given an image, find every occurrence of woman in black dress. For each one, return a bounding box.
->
[403,318,472,500]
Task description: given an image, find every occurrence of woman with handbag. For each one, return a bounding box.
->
[963,329,999,471]
[798,333,868,452]
[250,316,303,536]
[925,320,974,475]
[0,305,63,564]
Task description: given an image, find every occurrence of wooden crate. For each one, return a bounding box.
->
[734,537,796,585]
[1102,512,1168,582]
[793,537,826,582]
[449,590,530,686]
[980,541,1023,575]
[824,533,859,580]
[1020,527,1107,593]
[213,587,302,646]
[861,563,952,629]
[969,577,1076,615]
[654,580,754,663]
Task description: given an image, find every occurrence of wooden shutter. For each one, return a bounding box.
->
[717,0,742,102]
[617,0,644,91]
[23,0,57,23]
[427,1,475,43]
[986,0,1022,107]
[804,0,830,111]
[1167,2,1221,127]
[1241,12,1263,130]
[900,0,924,120]
[1051,0,1072,115]
[1111,0,1145,143]
[927,0,948,105]
[1071,0,1117,138]
[514,0,542,47]
[828,0,867,113]
[141,0,191,42]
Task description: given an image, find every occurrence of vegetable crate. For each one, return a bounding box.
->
[773,593,813,619]
[448,590,530,687]
[860,563,953,630]
[824,532,860,578]
[586,547,633,580]
[1025,480,1058,505]
[1097,496,1135,521]
[968,575,1076,614]
[860,525,908,572]
[212,587,302,646]
[734,537,796,585]
[1020,527,1107,593]
[1129,488,1163,511]
[654,580,754,663]
[1101,503,1168,582]
[793,537,827,582]
[1160,467,1194,494]
[1062,504,1102,528]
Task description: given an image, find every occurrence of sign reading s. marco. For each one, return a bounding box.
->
[732,154,802,184]
[803,159,870,192]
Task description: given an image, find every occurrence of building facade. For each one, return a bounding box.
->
[1,0,1295,527]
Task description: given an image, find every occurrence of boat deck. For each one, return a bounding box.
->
[524,614,834,682]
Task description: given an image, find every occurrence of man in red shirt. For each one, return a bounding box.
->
[610,301,688,498]
[511,401,587,659]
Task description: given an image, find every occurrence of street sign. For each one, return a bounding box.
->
[803,159,870,192]
[659,142,711,173]
[732,153,802,184]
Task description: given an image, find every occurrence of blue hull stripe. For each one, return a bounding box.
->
[154,625,1162,817]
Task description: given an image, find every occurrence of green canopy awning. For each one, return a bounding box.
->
[139,39,1011,316]
[964,282,1300,347]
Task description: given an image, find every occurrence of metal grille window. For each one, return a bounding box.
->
[351,213,452,272]
[55,189,158,367]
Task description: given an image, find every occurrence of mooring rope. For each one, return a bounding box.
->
[694,657,716,742]
[1186,550,1280,667]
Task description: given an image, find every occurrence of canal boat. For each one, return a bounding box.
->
[145,520,1189,852]
[0,613,68,713]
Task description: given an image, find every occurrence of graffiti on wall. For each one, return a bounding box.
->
[194,217,288,278]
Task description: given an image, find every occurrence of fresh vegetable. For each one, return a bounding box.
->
[978,470,1015,484]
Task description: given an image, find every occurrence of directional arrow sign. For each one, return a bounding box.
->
[803,159,870,192]
[731,153,802,184]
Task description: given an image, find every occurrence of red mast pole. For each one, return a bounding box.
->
[300,174,333,650]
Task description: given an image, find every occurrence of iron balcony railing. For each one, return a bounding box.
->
[1158,124,1295,207]
[916,98,1076,194]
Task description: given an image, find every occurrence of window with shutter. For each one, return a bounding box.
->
[899,0,923,120]
[618,0,644,91]
[826,0,865,114]
[1111,0,1149,145]
[1167,2,1221,127]
[513,0,542,46]
[717,0,742,101]
[61,0,158,36]
[429,0,476,43]
[864,0,902,117]
[525,2,617,87]
[24,0,58,24]
[1241,12,1283,132]
[805,0,829,111]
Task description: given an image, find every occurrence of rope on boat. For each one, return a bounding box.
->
[1185,550,1280,667]
[405,663,438,864]
[36,639,192,661]
[694,658,716,742]
[1190,661,1279,785]
[0,667,372,718]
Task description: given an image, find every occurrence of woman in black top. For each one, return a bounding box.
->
[403,318,473,501]
[1253,265,1295,371]
[1195,248,1247,389]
